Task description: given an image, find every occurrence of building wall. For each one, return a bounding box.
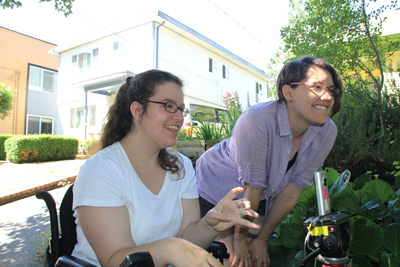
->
[0,27,59,135]
[157,25,268,109]
[55,21,269,140]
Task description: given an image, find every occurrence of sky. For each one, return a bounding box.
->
[0,0,291,70]
[0,0,399,72]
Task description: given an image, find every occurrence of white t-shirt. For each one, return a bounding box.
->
[72,142,198,266]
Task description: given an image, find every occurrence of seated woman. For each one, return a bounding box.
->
[71,69,260,267]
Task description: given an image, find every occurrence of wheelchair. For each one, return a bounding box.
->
[36,184,229,267]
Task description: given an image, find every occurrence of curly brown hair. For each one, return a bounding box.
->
[100,69,184,176]
[276,55,343,117]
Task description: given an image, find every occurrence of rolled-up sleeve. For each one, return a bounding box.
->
[233,109,269,190]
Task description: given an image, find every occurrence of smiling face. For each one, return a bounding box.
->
[284,66,335,131]
[137,82,185,150]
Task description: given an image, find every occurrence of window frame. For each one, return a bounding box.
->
[26,114,54,135]
[28,65,57,94]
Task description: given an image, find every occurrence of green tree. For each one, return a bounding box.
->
[1,0,74,16]
[0,83,15,120]
[281,0,399,138]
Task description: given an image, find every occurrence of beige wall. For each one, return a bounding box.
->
[0,27,59,134]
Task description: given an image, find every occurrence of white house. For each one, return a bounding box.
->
[50,11,270,141]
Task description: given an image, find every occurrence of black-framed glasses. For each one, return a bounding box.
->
[148,101,190,117]
[290,82,340,97]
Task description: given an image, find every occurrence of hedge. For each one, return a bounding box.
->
[4,134,79,163]
[0,134,14,160]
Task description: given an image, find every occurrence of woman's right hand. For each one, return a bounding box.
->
[230,238,251,267]
[168,238,223,267]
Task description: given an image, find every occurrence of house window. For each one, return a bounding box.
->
[222,65,230,79]
[92,48,99,68]
[72,52,91,72]
[27,115,53,134]
[209,58,217,74]
[89,105,96,126]
[113,41,124,56]
[256,82,262,95]
[28,66,57,93]
[70,108,75,128]
[70,105,97,128]
[76,107,85,128]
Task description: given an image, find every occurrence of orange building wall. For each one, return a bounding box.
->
[0,27,59,135]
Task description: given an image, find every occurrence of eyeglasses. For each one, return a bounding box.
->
[290,82,340,97]
[148,101,190,117]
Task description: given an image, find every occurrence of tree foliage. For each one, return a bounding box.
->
[1,0,74,16]
[0,83,15,120]
[281,0,399,138]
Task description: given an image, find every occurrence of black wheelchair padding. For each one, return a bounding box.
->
[60,184,77,256]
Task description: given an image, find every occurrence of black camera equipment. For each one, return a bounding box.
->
[299,171,351,267]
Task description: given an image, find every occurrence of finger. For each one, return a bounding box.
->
[208,209,232,222]
[223,187,244,202]
[235,198,252,210]
[239,208,259,219]
[208,255,223,267]
[238,218,260,230]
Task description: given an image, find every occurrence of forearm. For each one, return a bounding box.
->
[255,184,302,241]
[180,216,219,249]
[105,237,186,267]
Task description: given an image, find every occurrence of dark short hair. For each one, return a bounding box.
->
[276,55,343,117]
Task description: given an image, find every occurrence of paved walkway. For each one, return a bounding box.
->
[0,159,86,267]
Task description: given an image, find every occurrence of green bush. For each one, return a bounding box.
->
[82,139,101,155]
[269,168,400,266]
[0,134,14,160]
[326,90,400,173]
[5,134,79,163]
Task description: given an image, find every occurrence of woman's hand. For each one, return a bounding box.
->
[248,238,269,267]
[230,238,251,267]
[206,187,260,232]
[168,238,223,267]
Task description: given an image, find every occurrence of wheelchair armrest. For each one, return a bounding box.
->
[55,255,97,267]
[207,241,230,264]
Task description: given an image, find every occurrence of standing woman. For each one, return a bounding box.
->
[71,70,260,267]
[196,56,343,267]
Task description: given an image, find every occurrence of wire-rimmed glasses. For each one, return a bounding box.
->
[290,82,340,97]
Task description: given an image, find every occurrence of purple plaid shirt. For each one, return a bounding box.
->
[196,99,337,207]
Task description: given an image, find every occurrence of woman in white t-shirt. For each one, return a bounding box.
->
[72,69,260,267]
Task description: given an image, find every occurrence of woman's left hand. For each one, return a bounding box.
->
[206,187,260,232]
[248,238,269,267]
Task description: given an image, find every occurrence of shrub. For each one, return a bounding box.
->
[269,168,400,267]
[0,134,14,160]
[5,135,79,163]
[82,139,101,155]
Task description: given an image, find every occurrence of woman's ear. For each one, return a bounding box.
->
[282,84,293,102]
[130,102,143,122]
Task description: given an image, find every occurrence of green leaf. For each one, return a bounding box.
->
[351,255,373,267]
[324,167,340,187]
[361,198,381,211]
[350,216,383,255]
[269,244,298,267]
[329,169,351,196]
[353,174,372,190]
[331,190,362,216]
[382,223,400,259]
[357,179,394,204]
[279,223,306,248]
